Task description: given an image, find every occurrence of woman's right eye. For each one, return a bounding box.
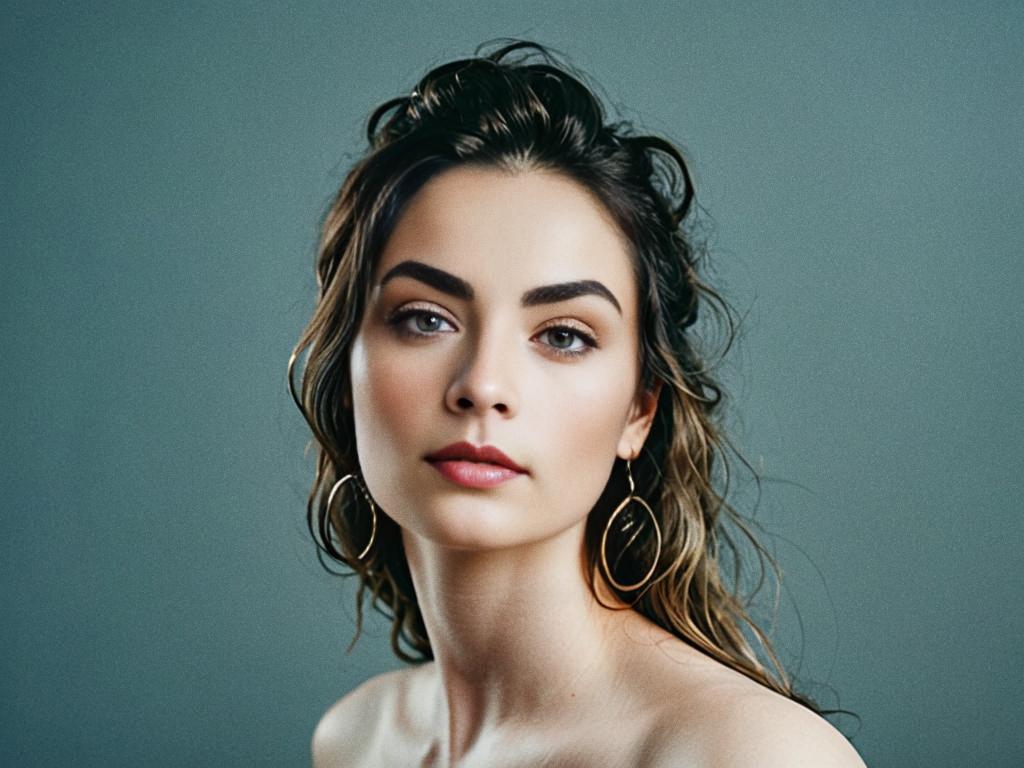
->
[389,308,456,337]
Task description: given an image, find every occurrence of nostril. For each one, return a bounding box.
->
[453,395,509,413]
[455,397,508,413]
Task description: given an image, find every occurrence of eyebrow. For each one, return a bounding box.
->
[379,260,622,315]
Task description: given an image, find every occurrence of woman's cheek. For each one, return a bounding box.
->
[359,342,439,442]
[533,359,633,480]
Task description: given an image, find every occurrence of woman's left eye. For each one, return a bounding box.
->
[536,326,597,357]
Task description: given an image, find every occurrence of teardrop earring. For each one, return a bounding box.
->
[599,459,662,592]
[325,473,378,560]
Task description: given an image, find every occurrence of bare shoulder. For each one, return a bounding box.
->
[311,665,428,768]
[310,669,394,768]
[614,616,864,767]
[645,681,865,768]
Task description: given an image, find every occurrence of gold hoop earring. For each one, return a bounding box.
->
[600,459,662,592]
[326,473,378,560]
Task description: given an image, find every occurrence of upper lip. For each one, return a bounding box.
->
[426,441,528,474]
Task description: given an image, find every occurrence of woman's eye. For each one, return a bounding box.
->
[412,313,446,333]
[390,308,455,337]
[537,326,597,357]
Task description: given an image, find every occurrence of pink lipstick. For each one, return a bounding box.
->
[425,441,527,489]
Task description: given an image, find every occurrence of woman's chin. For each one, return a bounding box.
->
[393,502,561,554]
[400,500,532,551]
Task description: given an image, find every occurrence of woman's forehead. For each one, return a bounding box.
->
[375,165,636,304]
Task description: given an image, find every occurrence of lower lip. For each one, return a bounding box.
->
[427,460,525,489]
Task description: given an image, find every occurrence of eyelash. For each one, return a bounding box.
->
[386,307,599,358]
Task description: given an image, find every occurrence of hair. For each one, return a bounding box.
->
[289,39,826,714]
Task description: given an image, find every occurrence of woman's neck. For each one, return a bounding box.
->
[401,520,637,761]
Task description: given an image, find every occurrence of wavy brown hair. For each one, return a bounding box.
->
[289,39,824,714]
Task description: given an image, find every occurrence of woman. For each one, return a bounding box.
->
[290,40,866,767]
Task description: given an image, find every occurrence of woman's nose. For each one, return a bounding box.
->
[444,330,518,417]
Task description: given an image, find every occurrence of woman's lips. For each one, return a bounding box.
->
[427,459,525,489]
[424,441,528,487]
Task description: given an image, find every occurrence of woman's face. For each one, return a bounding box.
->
[349,165,659,551]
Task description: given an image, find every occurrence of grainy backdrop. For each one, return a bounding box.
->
[3,1,1021,765]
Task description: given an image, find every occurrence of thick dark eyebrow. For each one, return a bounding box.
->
[379,260,622,315]
[521,280,621,315]
[380,260,474,301]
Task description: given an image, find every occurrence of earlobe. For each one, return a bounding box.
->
[618,381,662,460]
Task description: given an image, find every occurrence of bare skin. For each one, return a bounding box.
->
[313,589,865,767]
[313,166,866,767]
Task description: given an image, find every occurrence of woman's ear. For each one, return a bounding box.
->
[617,380,662,460]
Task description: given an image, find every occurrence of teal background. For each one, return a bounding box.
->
[3,1,1021,765]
